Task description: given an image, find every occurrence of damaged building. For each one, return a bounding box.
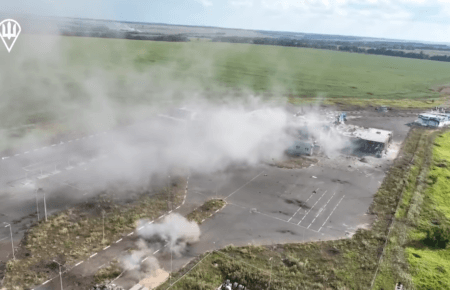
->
[338,126,393,157]
[414,112,450,127]
[288,112,393,158]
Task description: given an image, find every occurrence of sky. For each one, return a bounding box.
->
[3,0,450,43]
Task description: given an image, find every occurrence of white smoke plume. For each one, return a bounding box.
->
[136,213,200,257]
[289,109,351,158]
[119,239,161,282]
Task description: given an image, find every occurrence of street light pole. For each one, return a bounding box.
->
[168,175,171,211]
[53,260,64,290]
[102,210,105,242]
[35,188,40,221]
[43,189,48,222]
[268,257,273,290]
[4,223,15,261]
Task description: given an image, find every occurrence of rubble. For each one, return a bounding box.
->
[218,279,249,290]
[92,284,125,290]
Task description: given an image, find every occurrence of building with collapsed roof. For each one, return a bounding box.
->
[337,125,393,157]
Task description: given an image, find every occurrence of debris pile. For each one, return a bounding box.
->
[218,279,250,290]
[92,284,125,290]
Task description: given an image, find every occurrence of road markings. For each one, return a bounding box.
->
[297,190,327,225]
[142,256,149,262]
[225,171,264,199]
[24,151,29,154]
[148,221,153,224]
[75,261,84,267]
[90,253,97,258]
[176,206,180,210]
[318,195,345,232]
[287,189,318,222]
[127,232,134,236]
[51,144,56,147]
[153,249,160,254]
[138,226,144,230]
[42,280,51,285]
[307,192,336,229]
[115,238,122,243]
[168,210,172,214]
[103,246,110,250]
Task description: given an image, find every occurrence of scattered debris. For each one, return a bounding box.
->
[92,284,125,290]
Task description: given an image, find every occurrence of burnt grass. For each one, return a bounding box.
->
[2,176,187,290]
[156,128,429,290]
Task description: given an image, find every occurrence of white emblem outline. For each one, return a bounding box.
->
[0,19,21,53]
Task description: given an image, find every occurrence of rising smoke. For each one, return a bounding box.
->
[118,213,200,282]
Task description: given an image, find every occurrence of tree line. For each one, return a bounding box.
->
[212,37,450,63]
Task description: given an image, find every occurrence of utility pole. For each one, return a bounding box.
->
[35,188,40,221]
[268,257,273,289]
[102,210,105,243]
[3,223,15,261]
[42,188,48,221]
[168,175,171,211]
[53,260,64,290]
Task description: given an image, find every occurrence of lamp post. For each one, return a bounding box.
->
[102,210,105,243]
[3,223,15,261]
[53,259,64,290]
[41,188,48,222]
[168,175,171,211]
[268,257,273,290]
[35,188,40,221]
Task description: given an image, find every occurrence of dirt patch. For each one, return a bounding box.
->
[331,179,350,184]
[284,198,310,209]
[325,247,341,257]
[140,268,169,289]
[277,230,297,235]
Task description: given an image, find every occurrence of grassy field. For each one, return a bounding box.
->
[2,177,187,290]
[186,199,226,224]
[8,34,450,105]
[154,128,431,290]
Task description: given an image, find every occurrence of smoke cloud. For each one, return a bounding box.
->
[136,213,200,257]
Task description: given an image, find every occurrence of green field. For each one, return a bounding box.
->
[6,34,450,107]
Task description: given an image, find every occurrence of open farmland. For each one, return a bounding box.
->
[6,34,450,104]
[59,36,450,100]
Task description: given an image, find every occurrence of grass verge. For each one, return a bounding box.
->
[2,176,187,290]
[373,129,450,289]
[186,199,227,224]
[154,128,429,290]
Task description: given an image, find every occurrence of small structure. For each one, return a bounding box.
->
[335,112,347,124]
[287,140,314,156]
[414,112,450,127]
[337,125,393,157]
[377,106,389,113]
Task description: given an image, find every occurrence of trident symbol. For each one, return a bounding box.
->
[2,21,18,40]
[0,19,21,53]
